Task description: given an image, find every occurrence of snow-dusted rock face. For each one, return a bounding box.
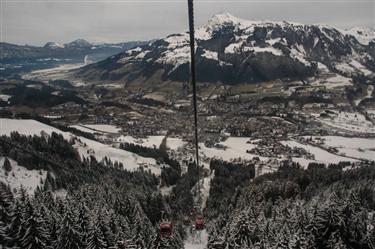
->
[78,13,374,85]
[342,27,375,46]
[43,42,65,49]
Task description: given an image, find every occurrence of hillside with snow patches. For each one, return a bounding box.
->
[0,157,47,195]
[76,13,374,86]
[0,119,162,178]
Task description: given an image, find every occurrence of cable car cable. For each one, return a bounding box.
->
[187,0,201,207]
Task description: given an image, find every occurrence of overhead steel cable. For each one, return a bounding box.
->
[187,0,201,205]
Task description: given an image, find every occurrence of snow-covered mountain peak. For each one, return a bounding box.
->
[65,38,92,48]
[205,13,306,30]
[78,13,374,85]
[43,41,65,49]
[207,12,242,26]
[342,27,375,45]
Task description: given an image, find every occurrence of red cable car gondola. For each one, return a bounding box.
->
[159,221,173,238]
[195,215,204,230]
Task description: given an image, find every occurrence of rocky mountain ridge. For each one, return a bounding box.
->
[76,13,374,86]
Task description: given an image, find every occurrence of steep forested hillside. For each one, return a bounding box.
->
[206,162,375,248]
[0,132,186,248]
[0,124,374,248]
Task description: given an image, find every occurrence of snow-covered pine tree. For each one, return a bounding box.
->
[53,210,83,249]
[2,157,12,173]
[107,212,123,245]
[86,219,108,249]
[19,201,49,249]
[230,209,252,247]
[0,220,9,246]
[78,204,91,246]
[6,199,26,247]
[130,202,156,248]
[97,211,115,247]
[0,182,13,224]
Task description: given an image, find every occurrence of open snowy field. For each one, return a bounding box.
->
[116,135,166,148]
[83,124,121,133]
[167,137,187,150]
[0,119,162,175]
[310,74,353,89]
[0,157,47,195]
[22,63,85,84]
[309,136,375,161]
[200,137,265,161]
[281,140,358,168]
[316,111,375,134]
[115,135,187,151]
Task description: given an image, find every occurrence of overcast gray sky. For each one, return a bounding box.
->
[1,0,374,46]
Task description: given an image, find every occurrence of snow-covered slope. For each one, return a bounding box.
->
[280,140,358,167]
[0,157,47,195]
[77,13,374,85]
[309,136,375,161]
[0,118,162,175]
[342,27,375,45]
[116,135,166,148]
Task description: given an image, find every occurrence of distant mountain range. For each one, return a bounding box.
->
[0,39,148,62]
[75,13,374,86]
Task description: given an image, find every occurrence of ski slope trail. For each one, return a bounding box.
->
[184,229,208,249]
[184,173,212,249]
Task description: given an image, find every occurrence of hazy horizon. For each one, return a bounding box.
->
[1,0,374,46]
